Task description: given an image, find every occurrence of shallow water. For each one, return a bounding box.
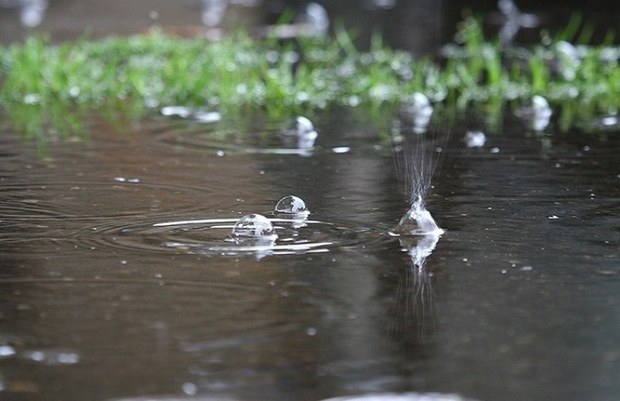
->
[0,108,619,401]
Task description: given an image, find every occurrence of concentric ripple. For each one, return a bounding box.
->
[88,215,390,257]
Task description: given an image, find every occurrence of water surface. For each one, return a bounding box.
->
[0,109,618,401]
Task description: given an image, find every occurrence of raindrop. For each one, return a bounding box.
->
[274,195,309,216]
[230,214,277,238]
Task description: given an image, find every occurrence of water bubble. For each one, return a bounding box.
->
[274,195,309,216]
[231,214,277,239]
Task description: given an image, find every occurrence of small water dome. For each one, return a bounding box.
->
[231,214,277,239]
[274,195,309,216]
[393,200,444,237]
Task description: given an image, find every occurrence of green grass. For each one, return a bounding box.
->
[0,17,619,140]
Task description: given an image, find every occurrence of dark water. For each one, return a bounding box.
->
[0,107,618,401]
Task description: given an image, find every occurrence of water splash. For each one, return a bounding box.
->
[280,116,318,157]
[399,92,433,134]
[391,109,445,237]
[496,0,540,45]
[515,95,552,131]
[392,198,443,237]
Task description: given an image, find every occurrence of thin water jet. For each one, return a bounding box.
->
[391,109,446,238]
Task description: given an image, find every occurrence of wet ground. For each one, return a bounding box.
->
[1,1,620,401]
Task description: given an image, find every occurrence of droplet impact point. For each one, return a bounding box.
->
[393,202,444,237]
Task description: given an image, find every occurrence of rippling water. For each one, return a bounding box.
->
[0,109,618,401]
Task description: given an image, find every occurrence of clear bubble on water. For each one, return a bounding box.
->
[231,214,277,239]
[274,195,310,216]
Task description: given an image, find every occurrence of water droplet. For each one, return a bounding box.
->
[464,130,486,148]
[231,214,277,238]
[274,195,309,216]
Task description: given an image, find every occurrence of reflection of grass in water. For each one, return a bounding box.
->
[1,17,619,140]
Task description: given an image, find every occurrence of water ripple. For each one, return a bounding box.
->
[86,216,391,257]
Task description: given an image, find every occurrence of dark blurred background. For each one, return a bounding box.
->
[1,0,619,52]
